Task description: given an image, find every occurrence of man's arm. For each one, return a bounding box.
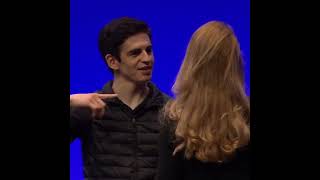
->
[156,122,184,180]
[70,106,91,142]
[70,93,117,118]
[70,93,117,142]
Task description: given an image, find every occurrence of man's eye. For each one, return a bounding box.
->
[130,49,142,56]
[146,47,152,54]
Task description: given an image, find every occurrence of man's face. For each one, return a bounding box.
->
[115,33,154,83]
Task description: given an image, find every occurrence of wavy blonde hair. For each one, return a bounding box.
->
[164,21,250,162]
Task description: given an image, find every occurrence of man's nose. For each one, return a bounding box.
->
[141,50,153,63]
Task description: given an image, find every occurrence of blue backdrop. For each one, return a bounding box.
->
[70,0,250,179]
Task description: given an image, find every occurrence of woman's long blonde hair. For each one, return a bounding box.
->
[164,21,250,162]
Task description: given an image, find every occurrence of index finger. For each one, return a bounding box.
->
[97,93,118,99]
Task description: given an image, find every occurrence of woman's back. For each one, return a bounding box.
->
[158,124,250,180]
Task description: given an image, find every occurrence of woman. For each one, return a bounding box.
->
[158,21,250,180]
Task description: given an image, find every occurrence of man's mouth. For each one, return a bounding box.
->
[138,66,152,70]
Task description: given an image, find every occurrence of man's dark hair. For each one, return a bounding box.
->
[98,17,152,66]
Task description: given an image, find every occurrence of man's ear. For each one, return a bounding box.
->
[105,54,120,71]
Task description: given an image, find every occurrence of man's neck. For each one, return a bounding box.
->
[112,78,150,110]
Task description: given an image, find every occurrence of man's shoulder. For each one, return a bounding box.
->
[149,82,172,100]
[96,80,114,94]
[158,91,171,102]
[151,88,172,107]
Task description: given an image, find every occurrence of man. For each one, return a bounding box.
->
[70,17,169,180]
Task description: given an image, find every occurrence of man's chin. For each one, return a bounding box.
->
[136,76,152,83]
